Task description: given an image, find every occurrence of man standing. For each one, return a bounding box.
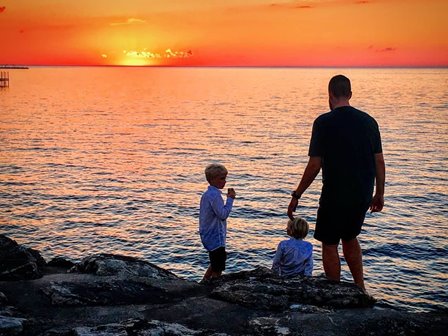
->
[288,75,385,291]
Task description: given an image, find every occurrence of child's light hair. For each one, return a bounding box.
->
[205,163,228,183]
[287,217,309,239]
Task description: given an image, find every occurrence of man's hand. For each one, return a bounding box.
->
[287,197,298,220]
[370,193,384,212]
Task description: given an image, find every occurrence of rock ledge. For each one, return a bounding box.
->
[0,234,446,335]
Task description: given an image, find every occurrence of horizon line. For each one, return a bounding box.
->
[1,64,447,69]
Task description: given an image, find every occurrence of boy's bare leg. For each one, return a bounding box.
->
[202,265,213,281]
[322,243,341,282]
[211,270,222,278]
[202,267,222,281]
[342,238,365,290]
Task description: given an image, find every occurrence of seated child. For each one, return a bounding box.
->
[272,217,313,277]
[199,163,236,281]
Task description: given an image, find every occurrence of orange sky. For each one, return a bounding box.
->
[0,0,447,67]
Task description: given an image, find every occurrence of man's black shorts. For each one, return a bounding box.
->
[209,246,227,272]
[314,204,369,245]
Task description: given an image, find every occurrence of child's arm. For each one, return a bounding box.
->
[210,193,234,220]
[304,245,313,276]
[272,243,283,274]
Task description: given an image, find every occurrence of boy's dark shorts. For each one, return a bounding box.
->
[314,204,369,245]
[209,246,227,272]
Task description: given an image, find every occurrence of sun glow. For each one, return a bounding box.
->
[0,0,446,67]
[120,50,155,66]
[101,48,193,66]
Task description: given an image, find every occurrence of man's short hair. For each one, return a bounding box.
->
[328,75,351,98]
[205,163,227,183]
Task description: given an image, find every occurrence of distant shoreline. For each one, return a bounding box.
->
[0,64,447,70]
[0,65,29,69]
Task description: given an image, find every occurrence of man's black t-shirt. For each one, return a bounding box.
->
[308,106,382,207]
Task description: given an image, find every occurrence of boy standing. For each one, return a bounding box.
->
[199,163,236,281]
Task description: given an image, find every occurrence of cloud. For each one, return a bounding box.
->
[377,47,396,52]
[122,48,193,59]
[368,46,396,52]
[164,49,193,58]
[268,0,374,9]
[269,3,314,9]
[0,6,6,13]
[110,18,146,26]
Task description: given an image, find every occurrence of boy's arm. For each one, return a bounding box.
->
[272,243,283,273]
[304,245,313,276]
[210,193,234,220]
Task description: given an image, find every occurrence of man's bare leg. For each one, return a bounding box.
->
[322,243,341,282]
[342,238,365,290]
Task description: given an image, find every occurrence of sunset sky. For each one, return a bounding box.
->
[0,0,447,67]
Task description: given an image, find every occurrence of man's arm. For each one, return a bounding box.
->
[287,156,321,220]
[370,153,385,212]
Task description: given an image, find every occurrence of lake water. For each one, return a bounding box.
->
[0,67,447,313]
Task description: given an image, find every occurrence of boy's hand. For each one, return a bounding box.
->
[227,188,236,199]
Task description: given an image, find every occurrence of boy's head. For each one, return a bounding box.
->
[205,163,228,189]
[287,217,309,239]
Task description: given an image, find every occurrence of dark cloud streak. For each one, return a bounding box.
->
[377,47,396,52]
[368,46,397,52]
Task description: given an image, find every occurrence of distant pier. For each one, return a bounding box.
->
[0,71,9,88]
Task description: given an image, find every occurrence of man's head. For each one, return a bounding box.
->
[328,75,352,109]
[329,75,352,98]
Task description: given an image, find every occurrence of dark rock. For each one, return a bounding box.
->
[37,254,201,307]
[0,306,17,318]
[0,315,26,335]
[0,235,45,280]
[0,291,7,305]
[28,248,47,268]
[248,316,290,336]
[72,318,227,336]
[209,267,375,310]
[145,296,257,335]
[47,257,75,269]
[41,277,200,306]
[289,308,448,336]
[70,254,178,279]
[0,236,446,336]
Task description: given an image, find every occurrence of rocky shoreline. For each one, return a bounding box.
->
[0,234,446,335]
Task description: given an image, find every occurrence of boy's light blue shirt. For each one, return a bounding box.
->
[199,185,234,251]
[272,237,313,277]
